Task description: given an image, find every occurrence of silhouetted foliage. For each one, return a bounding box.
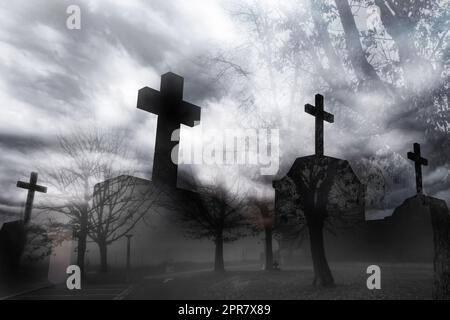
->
[163,174,249,272]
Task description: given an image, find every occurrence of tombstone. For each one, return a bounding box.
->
[392,142,450,299]
[273,94,365,287]
[0,172,47,286]
[367,197,434,262]
[429,197,450,299]
[93,72,204,267]
[0,220,27,280]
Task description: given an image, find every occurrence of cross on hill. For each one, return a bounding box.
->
[17,172,47,225]
[304,94,334,156]
[137,72,201,187]
[407,142,428,194]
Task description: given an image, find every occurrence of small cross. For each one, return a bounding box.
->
[305,94,334,156]
[137,72,201,187]
[407,143,428,194]
[17,172,47,225]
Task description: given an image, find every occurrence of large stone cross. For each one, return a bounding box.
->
[304,94,334,156]
[137,72,201,187]
[407,142,428,194]
[17,172,47,225]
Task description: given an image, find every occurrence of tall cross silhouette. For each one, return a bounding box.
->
[137,72,201,187]
[407,142,428,194]
[305,94,334,156]
[17,172,47,224]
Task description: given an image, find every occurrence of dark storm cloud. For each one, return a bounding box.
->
[0,66,85,115]
[0,133,53,152]
[0,194,22,209]
[0,0,223,121]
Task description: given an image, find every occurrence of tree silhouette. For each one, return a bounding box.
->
[90,175,162,273]
[40,127,136,274]
[274,156,365,287]
[247,195,278,270]
[164,174,249,272]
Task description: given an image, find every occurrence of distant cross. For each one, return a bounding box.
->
[137,72,201,187]
[17,172,47,225]
[304,94,334,156]
[407,143,428,194]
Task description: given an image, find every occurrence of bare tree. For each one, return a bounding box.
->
[40,127,134,274]
[164,174,249,272]
[247,194,278,270]
[90,176,162,273]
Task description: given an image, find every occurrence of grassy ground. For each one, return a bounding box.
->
[127,262,433,300]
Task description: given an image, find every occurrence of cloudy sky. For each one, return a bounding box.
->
[0,0,449,223]
[0,0,237,217]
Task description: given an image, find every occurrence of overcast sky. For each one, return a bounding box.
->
[0,0,237,216]
[0,0,448,223]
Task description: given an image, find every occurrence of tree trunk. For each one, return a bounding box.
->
[307,216,334,287]
[214,234,225,272]
[77,180,90,276]
[429,197,450,299]
[374,0,418,65]
[311,0,347,83]
[99,240,108,274]
[264,227,274,271]
[77,213,88,276]
[335,0,381,86]
[374,0,434,91]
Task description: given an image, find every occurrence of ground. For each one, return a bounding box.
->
[6,283,129,300]
[4,262,433,300]
[126,262,433,300]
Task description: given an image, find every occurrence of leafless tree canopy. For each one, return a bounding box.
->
[90,176,161,245]
[38,127,148,272]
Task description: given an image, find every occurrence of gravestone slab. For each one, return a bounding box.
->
[0,221,27,280]
[273,93,364,287]
[273,155,365,286]
[392,195,450,299]
[1,172,48,289]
